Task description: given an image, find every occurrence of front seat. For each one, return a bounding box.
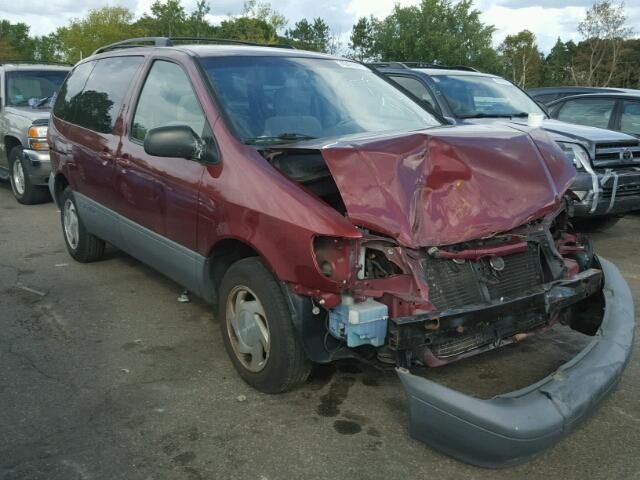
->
[262,86,322,138]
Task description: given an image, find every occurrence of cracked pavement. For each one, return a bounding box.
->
[1,182,639,480]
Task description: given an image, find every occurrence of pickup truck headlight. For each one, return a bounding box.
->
[557,142,590,171]
[27,125,49,151]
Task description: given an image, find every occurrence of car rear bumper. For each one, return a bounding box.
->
[21,149,51,186]
[396,257,634,468]
[572,169,640,216]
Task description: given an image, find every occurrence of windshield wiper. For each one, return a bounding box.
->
[243,133,317,145]
[34,96,52,108]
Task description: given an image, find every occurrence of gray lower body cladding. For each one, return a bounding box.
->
[396,258,634,468]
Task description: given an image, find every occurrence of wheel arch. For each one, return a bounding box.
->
[52,172,70,208]
[4,135,22,159]
[203,237,266,304]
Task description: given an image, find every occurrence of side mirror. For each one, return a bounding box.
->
[144,125,204,160]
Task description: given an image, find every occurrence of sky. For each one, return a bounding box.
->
[2,0,640,53]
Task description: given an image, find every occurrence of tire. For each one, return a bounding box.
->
[60,187,105,263]
[9,146,51,205]
[573,215,622,232]
[219,257,311,393]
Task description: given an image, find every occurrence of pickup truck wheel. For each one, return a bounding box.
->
[219,258,311,393]
[60,187,105,262]
[9,146,50,205]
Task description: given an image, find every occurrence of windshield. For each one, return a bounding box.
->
[5,70,68,107]
[431,74,545,119]
[199,56,441,144]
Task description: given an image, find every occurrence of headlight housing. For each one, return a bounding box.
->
[557,141,590,170]
[27,124,49,151]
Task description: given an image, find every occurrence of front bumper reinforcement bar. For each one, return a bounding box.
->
[396,258,634,468]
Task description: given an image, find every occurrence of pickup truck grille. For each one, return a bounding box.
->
[602,183,640,198]
[422,246,543,311]
[594,141,640,167]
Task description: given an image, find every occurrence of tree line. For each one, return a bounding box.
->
[0,0,637,89]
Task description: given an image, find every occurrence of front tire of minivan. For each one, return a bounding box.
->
[60,187,105,263]
[219,257,311,393]
[9,146,50,205]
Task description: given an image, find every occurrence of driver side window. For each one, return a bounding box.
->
[131,60,205,142]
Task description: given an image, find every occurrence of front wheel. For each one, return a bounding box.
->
[219,258,311,393]
[9,146,50,204]
[60,187,105,262]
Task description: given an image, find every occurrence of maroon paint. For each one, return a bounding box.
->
[320,124,576,247]
[50,49,579,318]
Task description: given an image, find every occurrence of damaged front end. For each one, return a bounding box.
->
[265,127,634,467]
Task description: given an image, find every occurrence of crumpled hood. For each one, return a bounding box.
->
[319,124,576,247]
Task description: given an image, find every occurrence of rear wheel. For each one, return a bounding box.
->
[219,258,311,393]
[60,187,105,262]
[9,146,50,204]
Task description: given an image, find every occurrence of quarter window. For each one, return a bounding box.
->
[74,56,144,133]
[556,98,616,129]
[388,75,437,110]
[53,61,96,123]
[131,61,206,142]
[620,101,640,136]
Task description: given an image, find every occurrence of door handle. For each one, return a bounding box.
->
[116,155,132,168]
[98,150,113,166]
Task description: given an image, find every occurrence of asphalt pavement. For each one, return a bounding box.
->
[1,181,639,480]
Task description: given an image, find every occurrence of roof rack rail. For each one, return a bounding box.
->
[0,60,72,67]
[368,61,479,72]
[92,36,294,56]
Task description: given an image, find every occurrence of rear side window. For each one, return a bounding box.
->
[53,61,95,123]
[556,98,616,129]
[131,60,205,141]
[74,56,144,133]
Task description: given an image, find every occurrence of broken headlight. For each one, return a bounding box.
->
[312,236,357,283]
[557,141,590,171]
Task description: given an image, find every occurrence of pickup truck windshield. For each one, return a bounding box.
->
[432,74,545,119]
[199,56,441,144]
[5,70,68,107]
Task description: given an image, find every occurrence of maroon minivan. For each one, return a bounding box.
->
[48,38,634,468]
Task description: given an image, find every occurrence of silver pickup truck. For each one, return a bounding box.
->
[0,63,70,204]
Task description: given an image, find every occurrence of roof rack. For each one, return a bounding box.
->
[92,37,294,56]
[368,61,479,72]
[0,60,71,67]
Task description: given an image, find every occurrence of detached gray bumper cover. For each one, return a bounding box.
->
[397,258,634,468]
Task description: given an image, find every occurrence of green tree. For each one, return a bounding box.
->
[217,17,277,44]
[498,30,544,88]
[544,38,577,86]
[58,7,143,63]
[243,0,287,37]
[137,0,188,36]
[348,16,376,61]
[285,18,331,52]
[0,21,33,61]
[188,0,215,37]
[32,34,64,63]
[571,0,633,86]
[369,0,497,71]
